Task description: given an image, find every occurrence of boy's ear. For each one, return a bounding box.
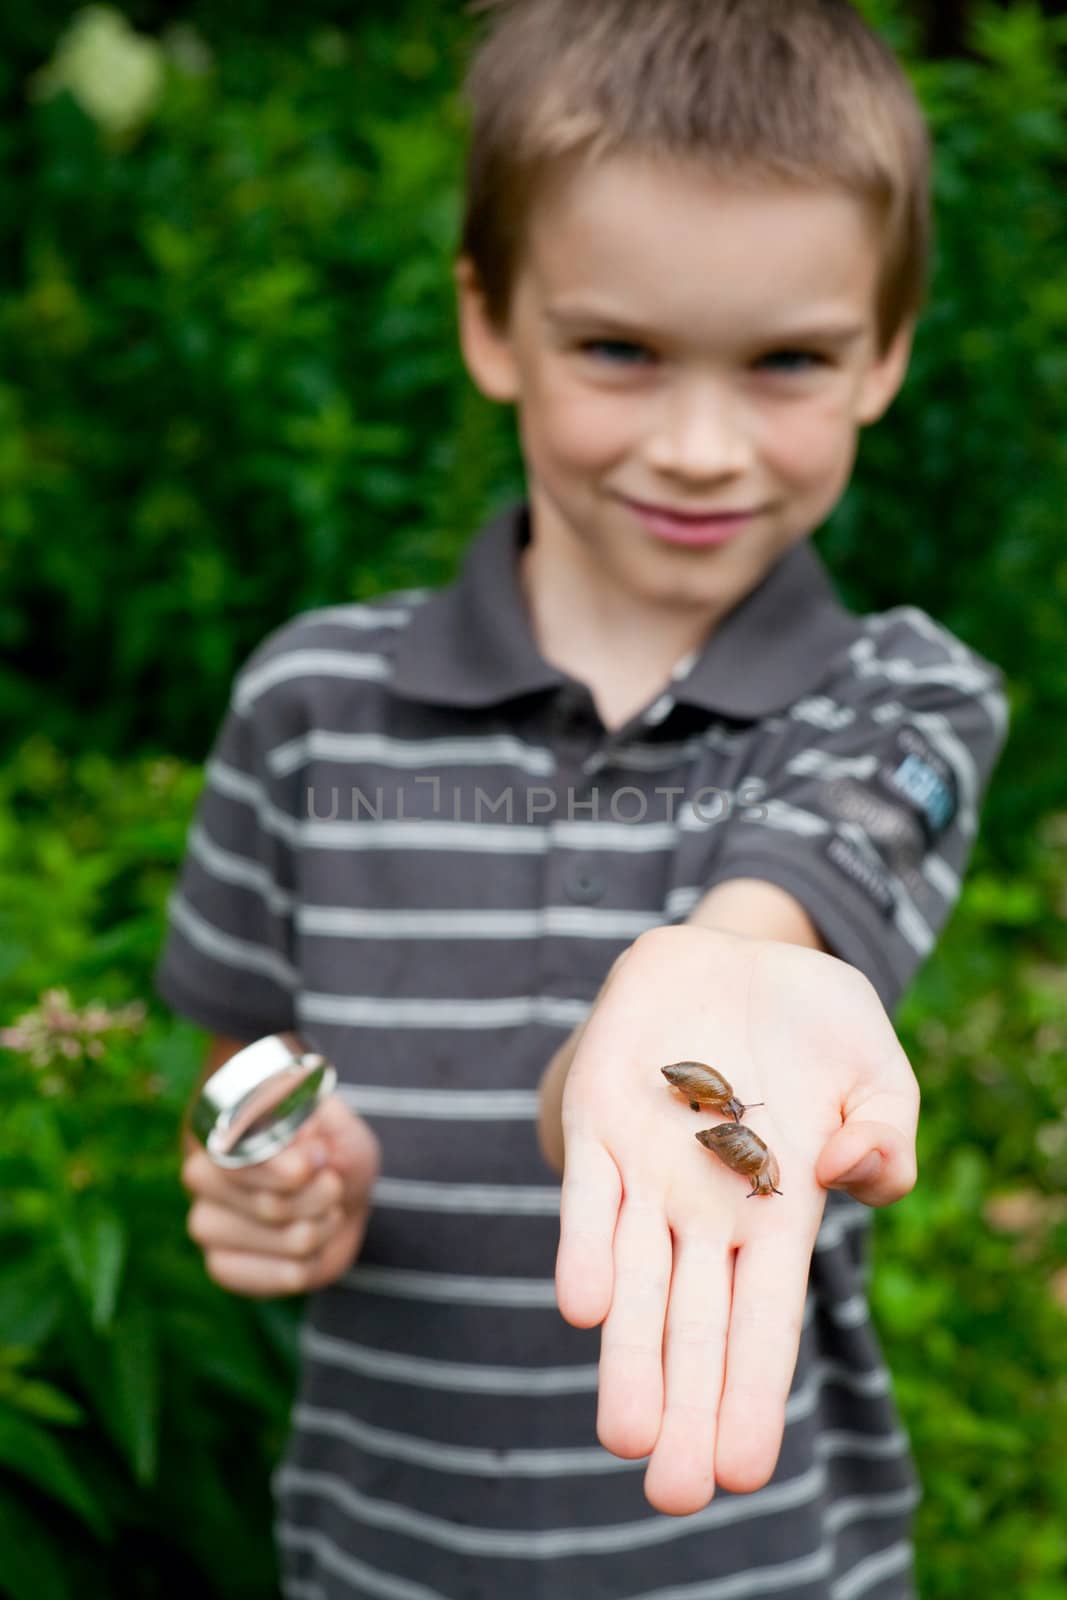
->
[453,255,521,404]
[855,315,917,427]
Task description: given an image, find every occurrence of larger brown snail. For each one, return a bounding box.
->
[695,1124,782,1197]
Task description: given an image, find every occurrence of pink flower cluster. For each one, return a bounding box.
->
[0,986,147,1076]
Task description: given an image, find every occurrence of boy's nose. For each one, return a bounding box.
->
[644,378,754,479]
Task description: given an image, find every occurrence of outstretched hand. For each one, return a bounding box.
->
[554,924,919,1515]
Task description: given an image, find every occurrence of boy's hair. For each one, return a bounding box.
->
[457,0,932,358]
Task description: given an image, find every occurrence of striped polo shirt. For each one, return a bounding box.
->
[154,498,1007,1600]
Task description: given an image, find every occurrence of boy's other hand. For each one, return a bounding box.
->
[554,925,919,1516]
[181,1094,381,1298]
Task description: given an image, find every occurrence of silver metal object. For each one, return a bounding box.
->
[190,1032,337,1169]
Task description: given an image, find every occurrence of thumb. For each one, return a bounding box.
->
[816,1115,917,1208]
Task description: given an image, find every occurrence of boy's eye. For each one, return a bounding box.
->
[579,339,649,366]
[759,349,827,373]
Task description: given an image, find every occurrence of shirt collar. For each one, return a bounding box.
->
[387,498,864,721]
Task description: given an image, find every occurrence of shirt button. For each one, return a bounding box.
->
[551,685,599,738]
[564,862,604,903]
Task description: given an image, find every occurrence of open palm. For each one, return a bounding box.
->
[554,924,919,1516]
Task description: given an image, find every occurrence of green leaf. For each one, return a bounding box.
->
[0,1407,109,1539]
[164,1312,282,1413]
[0,1363,85,1427]
[15,1103,69,1187]
[57,1208,126,1332]
[0,1255,65,1348]
[108,1301,159,1486]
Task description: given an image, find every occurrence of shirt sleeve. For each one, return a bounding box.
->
[701,617,1009,1014]
[152,630,301,1041]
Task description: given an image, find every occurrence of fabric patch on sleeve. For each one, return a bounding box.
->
[824,834,898,919]
[877,725,959,842]
[819,776,926,870]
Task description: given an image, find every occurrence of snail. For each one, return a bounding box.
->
[660,1061,763,1121]
[695,1124,782,1197]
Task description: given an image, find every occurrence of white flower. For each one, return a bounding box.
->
[30,6,164,137]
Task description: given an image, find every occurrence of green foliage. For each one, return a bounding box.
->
[0,739,301,1599]
[0,0,1061,873]
[881,812,1067,1598]
[1,1,504,760]
[823,1,1067,857]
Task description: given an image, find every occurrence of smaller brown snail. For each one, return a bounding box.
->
[695,1124,782,1197]
[660,1061,764,1121]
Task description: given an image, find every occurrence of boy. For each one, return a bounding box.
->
[159,2,1008,1596]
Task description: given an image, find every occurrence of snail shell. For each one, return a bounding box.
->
[695,1123,782,1197]
[660,1060,763,1122]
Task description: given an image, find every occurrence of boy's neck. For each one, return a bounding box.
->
[518,535,720,733]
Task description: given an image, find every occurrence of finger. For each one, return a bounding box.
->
[204,1250,313,1298]
[816,1116,917,1207]
[204,1212,367,1299]
[181,1140,327,1197]
[188,1199,345,1262]
[596,1186,672,1460]
[555,1129,620,1328]
[181,1147,344,1219]
[307,1095,382,1207]
[643,1231,731,1516]
[715,1225,814,1494]
[237,1169,346,1225]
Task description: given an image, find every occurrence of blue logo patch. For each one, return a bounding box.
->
[879,727,958,842]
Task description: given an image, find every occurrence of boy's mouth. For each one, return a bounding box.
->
[621,496,760,547]
[625,497,759,522]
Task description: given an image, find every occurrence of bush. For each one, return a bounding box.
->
[0,738,300,1599]
[886,818,1067,1598]
[1,1,498,760]
[826,1,1067,858]
[0,1,1064,867]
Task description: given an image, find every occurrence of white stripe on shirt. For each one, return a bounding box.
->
[299,1293,874,1397]
[270,729,558,780]
[297,904,659,940]
[273,1454,915,1561]
[301,991,594,1030]
[234,649,391,713]
[166,891,297,989]
[286,1362,900,1483]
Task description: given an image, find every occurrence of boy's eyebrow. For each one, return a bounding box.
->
[543,304,867,346]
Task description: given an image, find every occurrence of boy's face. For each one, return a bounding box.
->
[455,153,915,630]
